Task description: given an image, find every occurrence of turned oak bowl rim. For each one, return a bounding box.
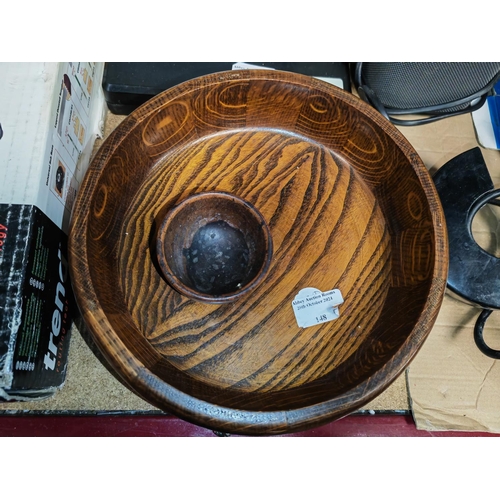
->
[155,190,274,304]
[68,69,448,435]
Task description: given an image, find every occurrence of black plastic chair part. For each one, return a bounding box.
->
[354,62,500,126]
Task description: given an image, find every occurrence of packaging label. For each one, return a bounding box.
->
[44,62,104,232]
[292,287,344,328]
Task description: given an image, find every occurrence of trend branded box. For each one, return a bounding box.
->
[0,62,105,400]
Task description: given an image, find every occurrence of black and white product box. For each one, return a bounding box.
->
[0,63,105,400]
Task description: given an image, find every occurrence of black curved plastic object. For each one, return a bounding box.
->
[474,309,500,359]
[433,147,500,310]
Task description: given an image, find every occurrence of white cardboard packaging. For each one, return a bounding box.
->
[0,62,105,400]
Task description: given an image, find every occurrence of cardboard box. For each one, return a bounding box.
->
[399,113,500,433]
[0,62,105,400]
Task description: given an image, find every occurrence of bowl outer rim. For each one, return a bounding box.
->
[68,69,449,435]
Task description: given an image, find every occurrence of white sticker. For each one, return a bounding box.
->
[232,62,275,71]
[292,288,344,328]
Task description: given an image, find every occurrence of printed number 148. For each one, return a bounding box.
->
[316,314,327,323]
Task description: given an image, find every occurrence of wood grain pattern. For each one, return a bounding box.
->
[69,70,448,435]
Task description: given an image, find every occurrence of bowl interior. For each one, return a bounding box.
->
[69,70,447,434]
[156,191,272,303]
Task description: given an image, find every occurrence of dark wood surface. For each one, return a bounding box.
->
[69,70,448,435]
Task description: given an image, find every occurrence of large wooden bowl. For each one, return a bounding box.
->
[69,70,448,435]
